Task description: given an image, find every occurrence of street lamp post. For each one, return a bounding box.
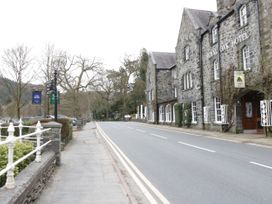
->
[54,69,58,121]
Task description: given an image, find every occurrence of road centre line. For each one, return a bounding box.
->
[246,143,272,149]
[250,161,272,170]
[136,129,146,133]
[140,124,203,137]
[150,133,168,140]
[205,136,240,143]
[178,141,216,153]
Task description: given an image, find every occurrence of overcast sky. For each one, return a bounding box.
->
[0,0,216,70]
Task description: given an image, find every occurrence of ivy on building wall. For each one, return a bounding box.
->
[174,103,183,127]
[182,103,192,127]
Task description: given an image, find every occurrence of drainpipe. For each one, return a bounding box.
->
[155,65,159,124]
[199,29,205,130]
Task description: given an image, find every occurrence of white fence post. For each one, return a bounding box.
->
[35,121,42,162]
[19,118,23,142]
[5,122,16,189]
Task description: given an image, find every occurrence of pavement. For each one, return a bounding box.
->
[36,122,146,204]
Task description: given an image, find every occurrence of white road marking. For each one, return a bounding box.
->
[150,133,168,140]
[136,129,146,133]
[247,143,272,149]
[127,127,134,130]
[140,123,203,137]
[206,136,240,143]
[250,162,272,170]
[96,123,170,204]
[178,141,216,153]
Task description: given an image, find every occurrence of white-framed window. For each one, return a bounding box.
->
[183,72,193,90]
[213,60,219,80]
[212,26,218,44]
[242,46,251,70]
[159,105,165,122]
[191,102,197,123]
[165,104,172,123]
[239,5,248,27]
[203,106,209,123]
[214,97,222,123]
[173,103,178,123]
[184,46,190,61]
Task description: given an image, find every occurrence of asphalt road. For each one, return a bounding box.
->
[98,121,272,204]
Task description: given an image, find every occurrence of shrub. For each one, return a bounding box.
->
[174,104,183,127]
[31,118,73,146]
[182,103,192,127]
[57,118,73,145]
[0,141,34,187]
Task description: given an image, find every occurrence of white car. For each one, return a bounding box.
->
[124,114,131,121]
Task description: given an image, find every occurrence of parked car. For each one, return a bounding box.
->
[124,114,131,121]
[71,118,77,126]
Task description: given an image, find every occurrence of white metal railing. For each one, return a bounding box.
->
[0,120,51,189]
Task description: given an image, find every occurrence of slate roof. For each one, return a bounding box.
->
[150,52,176,69]
[185,8,216,30]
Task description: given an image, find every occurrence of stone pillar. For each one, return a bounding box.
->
[144,106,147,119]
[41,122,62,166]
[136,106,139,119]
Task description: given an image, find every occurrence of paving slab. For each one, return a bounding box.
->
[36,123,132,204]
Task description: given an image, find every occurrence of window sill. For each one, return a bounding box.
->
[238,23,248,30]
[213,121,222,125]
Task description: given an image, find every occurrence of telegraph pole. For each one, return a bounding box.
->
[54,69,58,121]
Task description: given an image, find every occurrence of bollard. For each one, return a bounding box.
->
[41,122,62,166]
[5,122,16,189]
[35,121,42,162]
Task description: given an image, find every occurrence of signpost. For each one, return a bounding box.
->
[234,71,245,88]
[32,91,42,105]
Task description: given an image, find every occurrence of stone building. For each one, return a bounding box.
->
[145,52,177,124]
[145,0,272,133]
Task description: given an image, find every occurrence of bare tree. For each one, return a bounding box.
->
[54,52,103,118]
[96,70,115,119]
[1,45,35,119]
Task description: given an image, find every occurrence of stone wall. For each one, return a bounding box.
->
[202,0,261,131]
[0,151,56,204]
[146,55,156,122]
[157,70,173,103]
[258,0,272,75]
[176,9,204,128]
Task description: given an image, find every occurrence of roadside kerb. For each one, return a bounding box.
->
[96,123,170,204]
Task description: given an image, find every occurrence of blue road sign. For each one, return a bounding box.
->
[32,91,42,104]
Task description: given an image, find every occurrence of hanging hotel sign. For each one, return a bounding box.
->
[260,100,272,126]
[221,104,228,124]
[234,71,245,88]
[207,32,250,59]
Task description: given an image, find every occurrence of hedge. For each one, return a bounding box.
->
[0,141,34,187]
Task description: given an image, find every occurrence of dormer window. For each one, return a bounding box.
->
[239,5,248,27]
[212,26,218,44]
[184,46,190,61]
